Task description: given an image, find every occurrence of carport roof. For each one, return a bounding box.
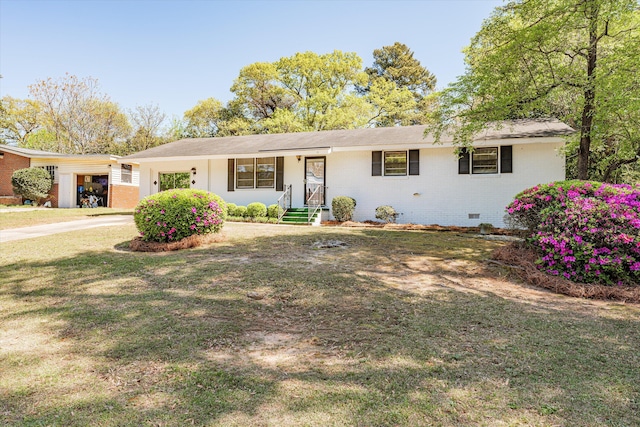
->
[122,118,575,161]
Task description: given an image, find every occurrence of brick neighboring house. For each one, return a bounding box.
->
[0,145,139,208]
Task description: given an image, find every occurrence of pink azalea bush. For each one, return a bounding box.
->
[506,180,640,286]
[134,189,226,242]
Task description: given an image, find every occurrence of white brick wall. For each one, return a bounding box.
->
[137,140,565,228]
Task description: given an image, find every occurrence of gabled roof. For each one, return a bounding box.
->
[123,119,575,161]
[0,144,120,161]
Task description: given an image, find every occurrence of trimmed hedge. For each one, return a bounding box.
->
[134,189,226,243]
[247,202,267,218]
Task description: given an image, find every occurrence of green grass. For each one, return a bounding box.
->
[1,220,639,426]
[0,207,133,230]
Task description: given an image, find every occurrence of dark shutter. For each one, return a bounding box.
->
[275,156,284,191]
[372,151,382,176]
[408,149,419,175]
[227,159,235,192]
[458,148,470,174]
[500,145,513,173]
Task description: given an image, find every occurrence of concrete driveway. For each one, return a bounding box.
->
[0,215,134,243]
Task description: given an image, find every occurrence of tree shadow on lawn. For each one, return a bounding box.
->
[1,228,639,426]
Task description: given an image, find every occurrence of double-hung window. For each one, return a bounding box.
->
[235,157,276,189]
[459,146,512,175]
[372,150,420,176]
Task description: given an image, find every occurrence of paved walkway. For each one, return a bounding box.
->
[0,215,134,243]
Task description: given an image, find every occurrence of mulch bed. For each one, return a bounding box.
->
[492,242,640,303]
[323,221,514,235]
[129,233,226,252]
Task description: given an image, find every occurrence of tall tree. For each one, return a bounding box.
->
[427,0,640,181]
[275,50,371,131]
[29,74,131,154]
[110,104,168,155]
[363,42,437,126]
[0,96,42,145]
[182,97,225,138]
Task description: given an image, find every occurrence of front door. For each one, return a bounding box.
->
[304,157,325,206]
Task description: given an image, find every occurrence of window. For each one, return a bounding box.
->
[459,146,512,175]
[472,147,498,174]
[236,158,255,189]
[121,164,132,184]
[228,157,283,192]
[159,172,190,191]
[235,157,275,189]
[372,150,419,176]
[40,165,56,181]
[256,157,275,188]
[384,151,407,176]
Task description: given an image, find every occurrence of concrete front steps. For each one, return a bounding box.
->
[279,208,322,226]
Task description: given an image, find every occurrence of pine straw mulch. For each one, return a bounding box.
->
[323,220,514,235]
[129,233,226,252]
[492,242,640,304]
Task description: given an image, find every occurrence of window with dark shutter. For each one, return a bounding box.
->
[408,150,419,175]
[227,159,235,192]
[458,148,470,174]
[372,151,382,176]
[276,157,284,191]
[500,145,513,173]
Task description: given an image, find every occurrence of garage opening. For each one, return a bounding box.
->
[77,174,109,208]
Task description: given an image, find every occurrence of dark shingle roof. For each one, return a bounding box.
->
[123,119,575,161]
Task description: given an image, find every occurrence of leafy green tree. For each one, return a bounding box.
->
[363,42,436,126]
[182,97,225,138]
[11,167,52,205]
[427,0,640,181]
[0,96,42,145]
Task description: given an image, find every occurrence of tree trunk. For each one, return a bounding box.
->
[577,0,599,180]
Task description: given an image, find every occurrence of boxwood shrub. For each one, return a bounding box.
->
[11,167,53,205]
[506,180,640,286]
[234,205,248,217]
[375,205,399,223]
[246,202,267,218]
[134,189,226,242]
[332,196,356,222]
[267,204,283,219]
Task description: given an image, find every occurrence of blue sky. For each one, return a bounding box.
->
[0,0,503,121]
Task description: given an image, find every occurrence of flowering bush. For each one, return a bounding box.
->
[506,181,640,286]
[134,189,226,242]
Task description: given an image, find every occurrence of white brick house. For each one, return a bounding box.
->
[122,119,573,227]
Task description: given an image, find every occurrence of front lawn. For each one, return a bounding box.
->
[1,222,638,426]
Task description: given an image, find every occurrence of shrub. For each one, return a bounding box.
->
[505,180,640,286]
[375,205,398,223]
[226,202,237,216]
[134,189,226,243]
[234,205,248,217]
[11,167,52,206]
[332,196,356,222]
[267,204,283,219]
[246,202,267,218]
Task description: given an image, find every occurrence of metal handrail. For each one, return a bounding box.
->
[306,185,325,225]
[276,184,292,224]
